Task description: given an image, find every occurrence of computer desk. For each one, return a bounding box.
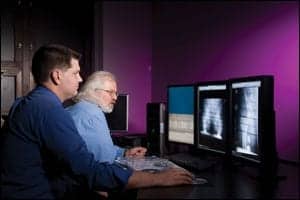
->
[136,160,299,199]
[111,134,298,199]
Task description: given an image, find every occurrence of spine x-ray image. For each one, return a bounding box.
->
[233,87,259,155]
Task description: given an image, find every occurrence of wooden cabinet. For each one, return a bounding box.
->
[1,0,98,119]
[1,1,24,117]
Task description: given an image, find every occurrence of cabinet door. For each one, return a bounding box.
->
[1,7,15,62]
[1,65,22,116]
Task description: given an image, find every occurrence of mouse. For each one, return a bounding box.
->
[192,177,208,185]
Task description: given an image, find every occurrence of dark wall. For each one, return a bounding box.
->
[28,0,95,80]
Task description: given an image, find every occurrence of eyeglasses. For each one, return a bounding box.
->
[96,88,118,97]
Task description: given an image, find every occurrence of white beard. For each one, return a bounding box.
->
[100,104,114,113]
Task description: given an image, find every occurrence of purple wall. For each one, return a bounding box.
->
[103,2,152,134]
[101,2,298,162]
[152,2,299,162]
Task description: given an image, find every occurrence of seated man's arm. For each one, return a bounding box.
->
[125,168,193,189]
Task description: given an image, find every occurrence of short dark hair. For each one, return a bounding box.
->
[31,44,81,84]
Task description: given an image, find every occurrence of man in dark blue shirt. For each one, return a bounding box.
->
[1,44,193,199]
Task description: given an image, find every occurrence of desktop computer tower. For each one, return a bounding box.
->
[146,102,166,156]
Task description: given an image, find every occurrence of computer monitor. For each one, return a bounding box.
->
[229,76,277,169]
[195,80,229,155]
[167,84,195,145]
[105,94,129,132]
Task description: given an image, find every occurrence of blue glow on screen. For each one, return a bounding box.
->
[168,86,194,114]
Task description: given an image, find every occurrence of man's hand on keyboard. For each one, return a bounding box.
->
[155,168,193,186]
[125,147,147,158]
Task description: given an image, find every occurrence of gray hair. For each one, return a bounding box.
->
[74,71,116,105]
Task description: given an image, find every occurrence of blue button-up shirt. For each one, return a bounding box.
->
[66,100,125,163]
[1,86,132,199]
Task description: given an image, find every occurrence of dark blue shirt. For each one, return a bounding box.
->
[1,86,133,199]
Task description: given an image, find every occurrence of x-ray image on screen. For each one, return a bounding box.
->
[233,86,259,156]
[199,98,225,140]
[230,76,276,169]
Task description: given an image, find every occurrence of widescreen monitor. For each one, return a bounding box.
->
[167,84,195,145]
[195,81,229,155]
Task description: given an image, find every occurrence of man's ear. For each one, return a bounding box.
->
[50,69,62,85]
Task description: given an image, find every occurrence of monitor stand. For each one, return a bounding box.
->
[165,152,217,172]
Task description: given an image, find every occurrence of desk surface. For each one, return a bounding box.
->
[137,161,299,199]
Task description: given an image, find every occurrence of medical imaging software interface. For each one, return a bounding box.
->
[168,86,194,145]
[232,81,260,156]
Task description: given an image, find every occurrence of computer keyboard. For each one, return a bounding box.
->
[114,156,178,171]
[114,155,209,185]
[167,153,216,172]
